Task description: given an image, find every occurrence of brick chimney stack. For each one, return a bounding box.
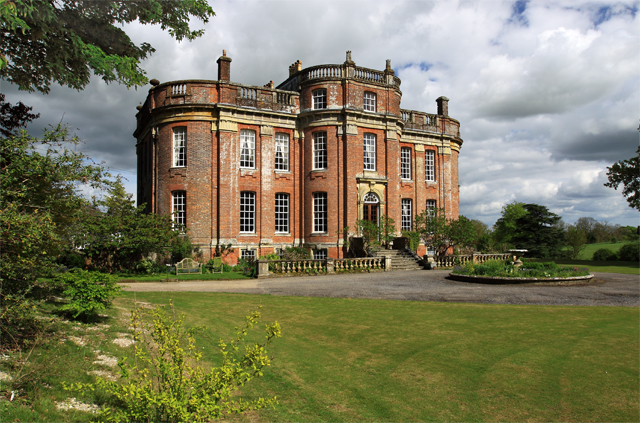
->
[289,60,302,77]
[217,49,231,81]
[436,96,449,116]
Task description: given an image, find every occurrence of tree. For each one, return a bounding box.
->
[565,224,587,260]
[1,106,111,347]
[492,201,527,246]
[605,146,640,211]
[355,215,396,254]
[470,219,493,252]
[414,209,475,256]
[78,178,180,272]
[0,93,39,136]
[575,217,598,243]
[1,0,215,93]
[512,204,565,259]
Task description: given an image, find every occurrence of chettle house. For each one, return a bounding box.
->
[134,51,462,264]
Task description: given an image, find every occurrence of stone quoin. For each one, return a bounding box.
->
[134,51,463,264]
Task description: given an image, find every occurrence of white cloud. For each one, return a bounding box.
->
[3,0,638,226]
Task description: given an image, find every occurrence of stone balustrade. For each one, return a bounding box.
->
[256,256,390,278]
[434,253,512,268]
[400,109,439,130]
[144,80,300,114]
[278,64,401,91]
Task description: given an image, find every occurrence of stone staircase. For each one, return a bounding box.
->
[375,249,424,271]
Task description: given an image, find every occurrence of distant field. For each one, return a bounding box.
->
[534,259,639,275]
[579,241,636,260]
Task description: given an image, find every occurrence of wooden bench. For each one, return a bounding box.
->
[175,258,201,275]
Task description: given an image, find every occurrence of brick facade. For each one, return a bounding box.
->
[134,51,463,263]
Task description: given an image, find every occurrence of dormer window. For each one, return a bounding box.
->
[313,89,327,109]
[364,92,376,112]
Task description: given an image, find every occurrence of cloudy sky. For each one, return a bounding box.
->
[3,0,639,227]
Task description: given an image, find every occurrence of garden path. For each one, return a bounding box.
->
[121,270,639,307]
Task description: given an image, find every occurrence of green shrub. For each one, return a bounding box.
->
[280,246,311,260]
[592,248,618,261]
[54,270,121,321]
[65,303,281,423]
[402,231,421,252]
[452,259,589,278]
[135,258,164,274]
[618,243,640,262]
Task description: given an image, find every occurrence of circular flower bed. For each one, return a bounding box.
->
[449,260,594,285]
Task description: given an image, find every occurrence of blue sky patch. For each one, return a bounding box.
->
[591,4,638,27]
[396,62,433,74]
[509,0,529,26]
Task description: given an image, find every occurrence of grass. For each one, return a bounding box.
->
[3,293,638,422]
[527,258,640,275]
[0,302,135,422]
[578,241,636,260]
[118,270,251,282]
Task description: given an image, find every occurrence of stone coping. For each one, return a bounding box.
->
[448,273,595,285]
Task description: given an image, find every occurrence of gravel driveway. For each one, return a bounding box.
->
[121,270,639,307]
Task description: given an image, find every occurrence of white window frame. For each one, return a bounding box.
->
[173,127,186,167]
[313,132,327,170]
[240,249,256,260]
[313,89,327,109]
[363,133,376,171]
[275,193,289,233]
[364,91,376,112]
[172,191,186,228]
[240,191,256,233]
[402,199,412,231]
[314,249,327,260]
[401,147,412,180]
[313,192,327,233]
[240,129,256,169]
[275,133,289,171]
[426,200,436,217]
[425,150,435,182]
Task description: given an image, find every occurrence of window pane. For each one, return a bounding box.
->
[275,193,289,233]
[364,134,376,170]
[402,199,412,231]
[313,192,327,232]
[313,132,327,169]
[425,150,435,181]
[275,133,289,171]
[173,128,186,167]
[401,147,411,179]
[313,89,327,109]
[172,191,186,227]
[314,249,327,260]
[240,191,255,232]
[241,249,256,260]
[364,92,376,112]
[426,200,436,218]
[240,130,255,168]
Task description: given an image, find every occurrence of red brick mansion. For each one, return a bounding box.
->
[134,51,462,263]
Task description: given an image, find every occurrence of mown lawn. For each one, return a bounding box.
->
[118,270,252,282]
[3,293,637,422]
[115,292,638,422]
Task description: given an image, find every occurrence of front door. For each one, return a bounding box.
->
[362,192,380,224]
[362,203,378,223]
